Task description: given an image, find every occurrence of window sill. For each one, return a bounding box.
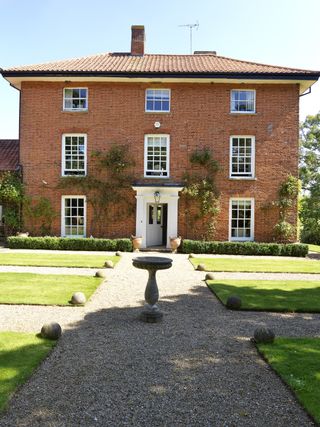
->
[144,176,170,179]
[62,110,89,113]
[145,111,171,114]
[230,112,256,116]
[229,177,257,181]
[61,174,87,178]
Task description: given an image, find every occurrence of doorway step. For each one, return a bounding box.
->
[140,246,171,253]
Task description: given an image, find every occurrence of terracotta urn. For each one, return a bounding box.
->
[131,235,142,252]
[170,236,182,253]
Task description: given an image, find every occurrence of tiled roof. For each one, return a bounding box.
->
[2,53,319,76]
[0,140,19,171]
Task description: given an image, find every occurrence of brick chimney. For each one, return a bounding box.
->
[131,25,145,56]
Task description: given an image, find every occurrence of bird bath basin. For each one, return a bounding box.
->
[132,256,173,322]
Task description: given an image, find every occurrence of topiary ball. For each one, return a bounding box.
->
[226,295,242,310]
[95,269,107,278]
[197,263,206,271]
[104,260,114,268]
[253,327,275,344]
[71,292,86,305]
[41,322,62,340]
[205,272,215,280]
[115,251,122,257]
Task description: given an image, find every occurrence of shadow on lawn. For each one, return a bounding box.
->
[0,285,319,426]
[208,282,320,313]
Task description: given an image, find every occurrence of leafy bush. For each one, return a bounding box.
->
[182,239,308,257]
[7,236,132,252]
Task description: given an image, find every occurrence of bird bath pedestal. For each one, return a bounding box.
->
[132,256,172,323]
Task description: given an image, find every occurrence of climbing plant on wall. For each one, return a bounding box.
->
[58,144,136,236]
[182,148,220,240]
[0,172,24,236]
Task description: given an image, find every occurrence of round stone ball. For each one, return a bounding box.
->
[71,292,86,305]
[226,295,242,310]
[205,272,215,280]
[254,327,275,344]
[115,251,122,257]
[189,253,195,258]
[95,269,107,278]
[197,263,206,271]
[41,322,62,340]
[104,260,114,268]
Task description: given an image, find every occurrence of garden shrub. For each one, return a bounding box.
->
[182,239,308,257]
[7,236,132,252]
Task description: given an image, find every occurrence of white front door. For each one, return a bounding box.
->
[146,203,163,246]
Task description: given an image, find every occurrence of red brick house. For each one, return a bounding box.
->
[1,26,319,247]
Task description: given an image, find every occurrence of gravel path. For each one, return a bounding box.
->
[0,253,319,426]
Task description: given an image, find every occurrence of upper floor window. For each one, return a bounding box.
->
[63,88,88,111]
[230,136,255,178]
[145,89,170,112]
[62,134,87,176]
[231,90,255,113]
[144,135,169,177]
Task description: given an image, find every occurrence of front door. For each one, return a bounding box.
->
[146,203,165,247]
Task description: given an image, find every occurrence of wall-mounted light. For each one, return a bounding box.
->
[154,121,161,129]
[154,191,161,204]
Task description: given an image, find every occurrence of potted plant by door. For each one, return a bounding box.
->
[131,235,142,252]
[170,236,181,253]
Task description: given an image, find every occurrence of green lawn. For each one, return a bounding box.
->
[207,279,320,312]
[0,273,103,305]
[0,332,55,411]
[0,253,119,268]
[309,244,320,253]
[191,257,320,273]
[257,338,320,424]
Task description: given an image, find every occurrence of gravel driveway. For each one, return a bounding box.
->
[0,253,318,426]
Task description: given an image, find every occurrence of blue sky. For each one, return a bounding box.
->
[1,0,319,138]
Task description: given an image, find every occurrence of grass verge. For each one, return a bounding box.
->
[191,257,320,273]
[0,253,119,268]
[0,332,55,411]
[257,338,320,424]
[0,273,103,305]
[308,244,320,253]
[207,279,320,312]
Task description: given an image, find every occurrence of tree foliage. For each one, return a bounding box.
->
[299,113,320,243]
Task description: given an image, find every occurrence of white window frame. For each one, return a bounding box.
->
[144,134,170,178]
[63,87,88,111]
[229,198,254,242]
[229,136,255,179]
[62,134,87,177]
[61,196,86,238]
[145,89,171,113]
[230,89,256,114]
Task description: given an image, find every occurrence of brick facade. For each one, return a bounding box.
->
[20,80,299,241]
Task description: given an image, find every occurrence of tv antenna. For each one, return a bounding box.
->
[179,21,199,54]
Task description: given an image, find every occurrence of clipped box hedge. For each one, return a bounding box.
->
[181,239,308,257]
[7,236,132,252]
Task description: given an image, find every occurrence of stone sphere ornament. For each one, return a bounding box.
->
[197,263,206,271]
[205,272,215,280]
[71,292,86,305]
[104,260,114,268]
[95,269,107,278]
[189,253,195,258]
[41,322,62,340]
[253,327,275,344]
[115,251,122,257]
[226,295,242,310]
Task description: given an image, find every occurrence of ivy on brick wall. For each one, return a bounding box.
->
[58,144,136,236]
[0,171,24,236]
[182,148,220,240]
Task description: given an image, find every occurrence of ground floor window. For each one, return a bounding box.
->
[229,198,254,241]
[62,196,86,237]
